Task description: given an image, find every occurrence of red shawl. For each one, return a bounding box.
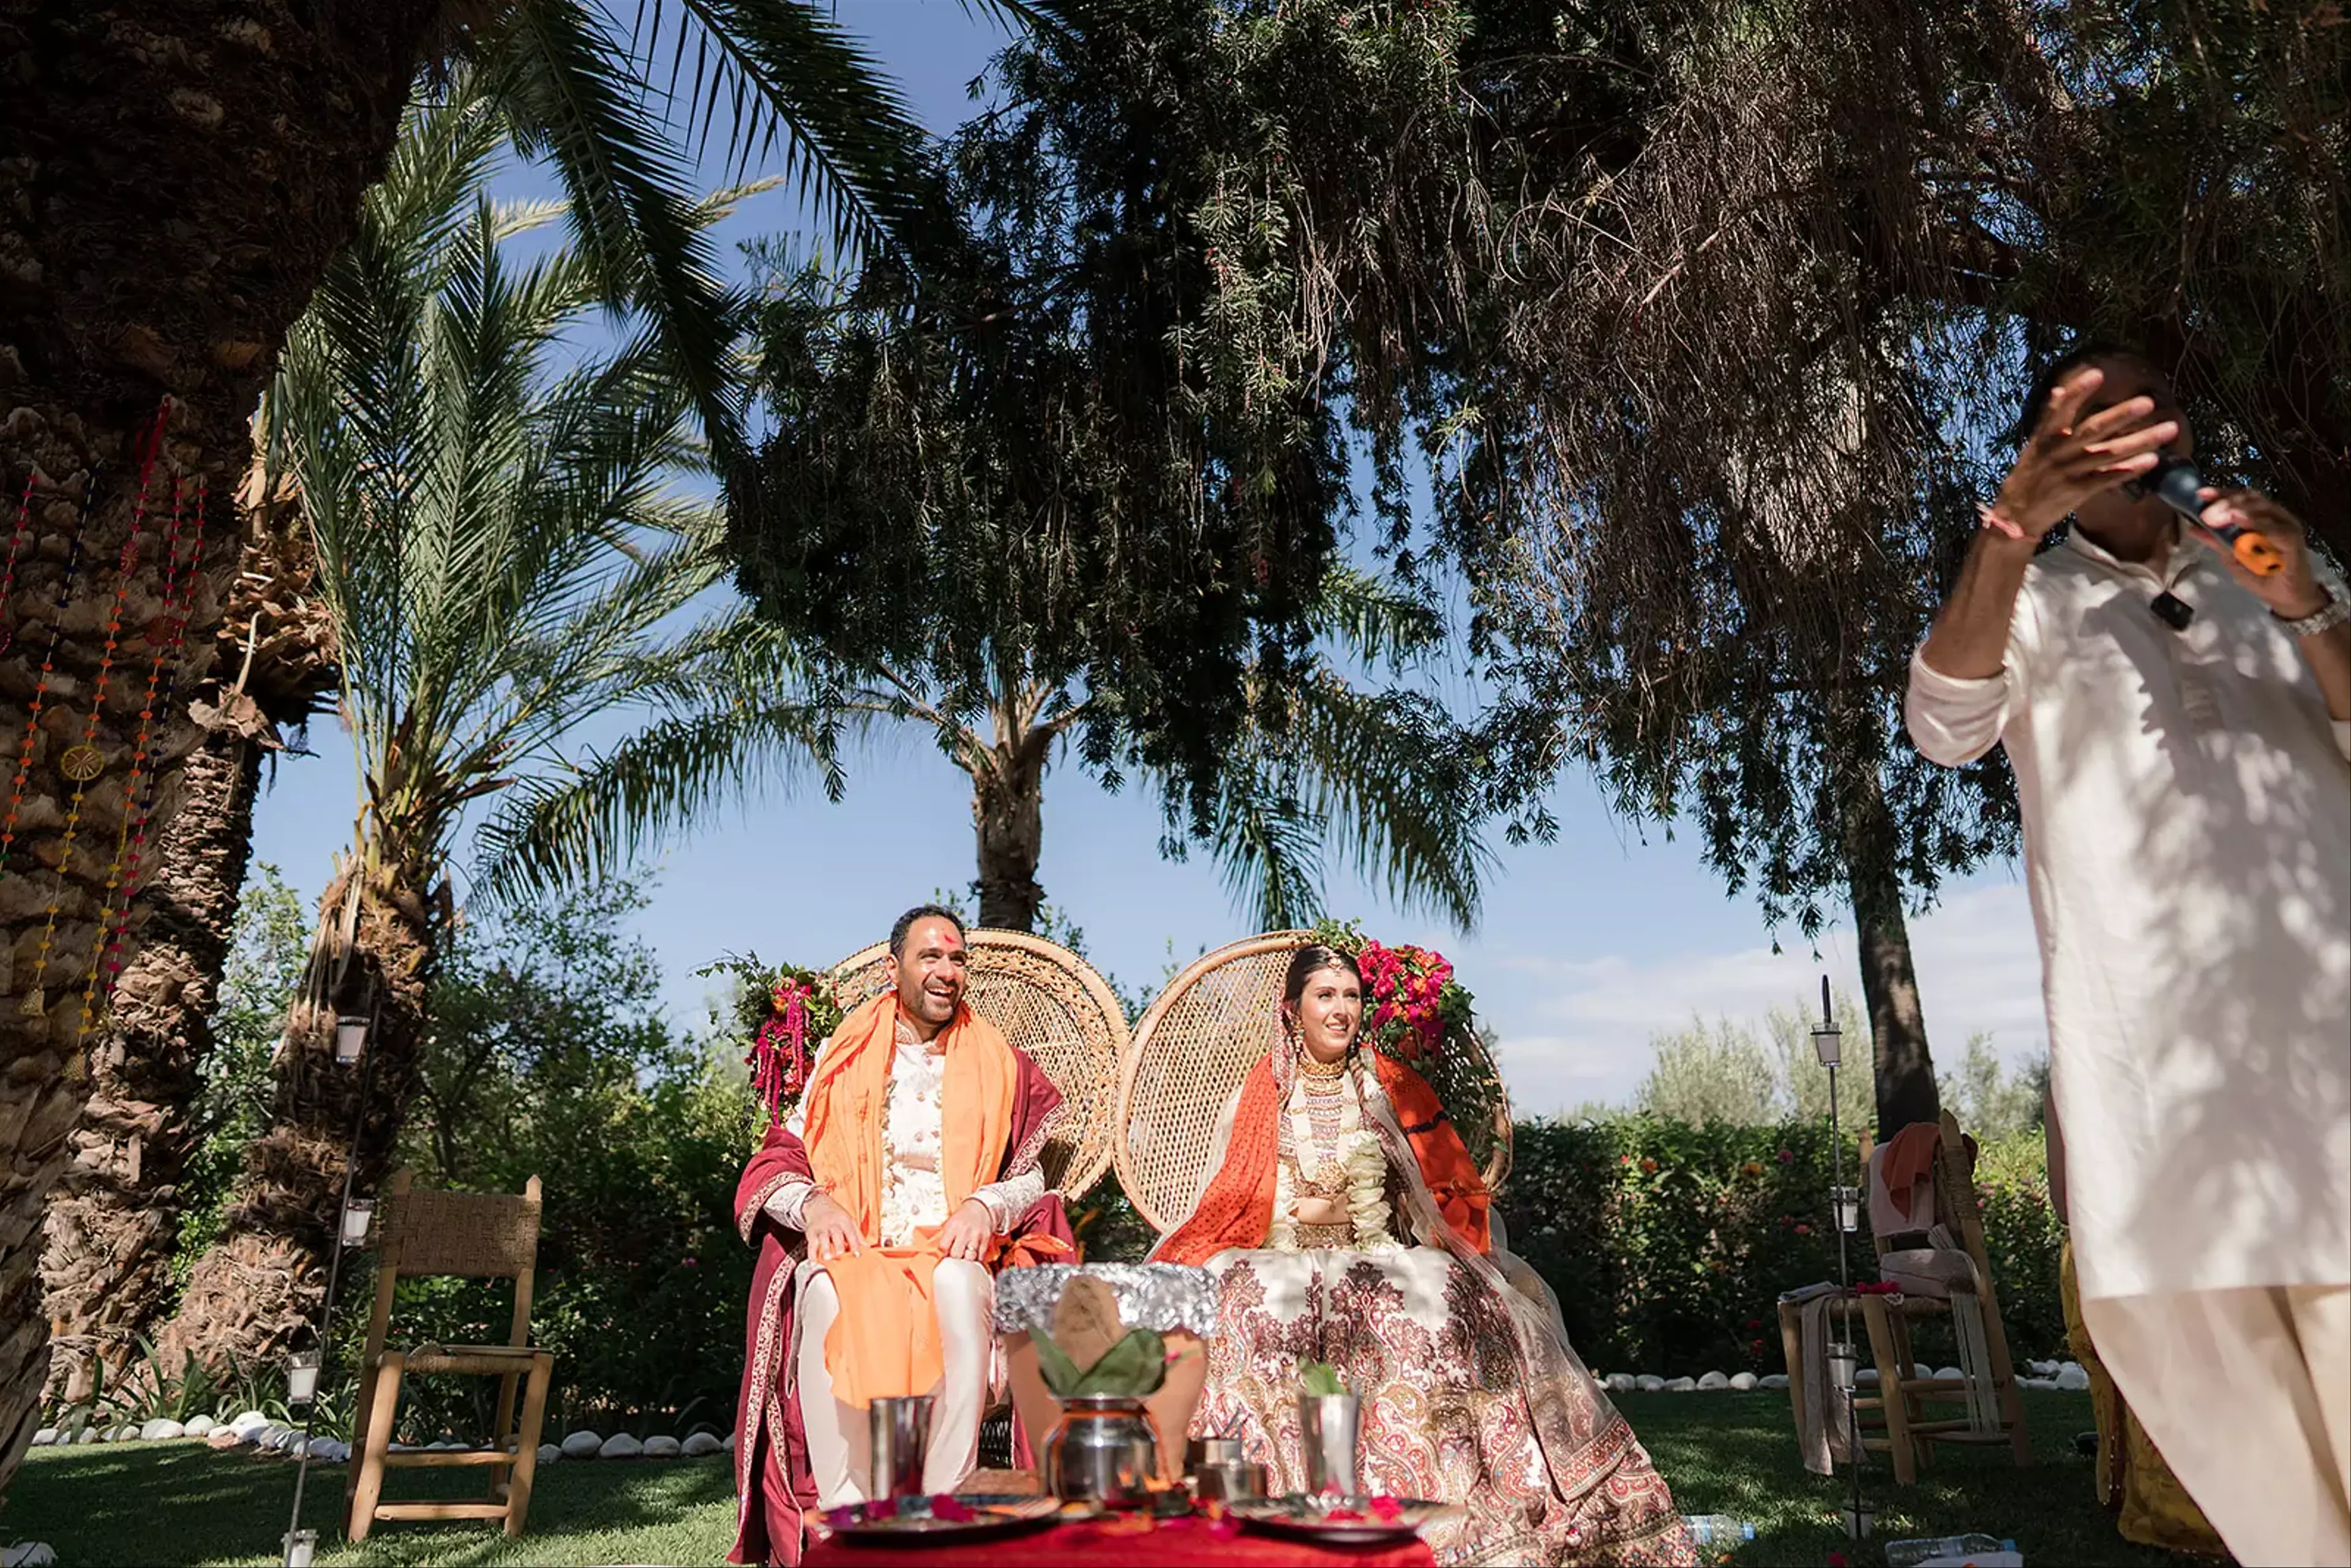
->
[727,1038,1072,1567]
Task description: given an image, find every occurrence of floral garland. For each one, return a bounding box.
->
[698,953,845,1126]
[1271,1082,1395,1251]
[1308,917,1475,1065]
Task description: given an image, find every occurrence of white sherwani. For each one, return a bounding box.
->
[1906,527,2350,1564]
[763,1019,1043,1504]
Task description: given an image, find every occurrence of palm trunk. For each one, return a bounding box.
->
[39,498,333,1400]
[0,0,437,1495]
[1841,765,1942,1136]
[969,686,1053,932]
[162,865,436,1370]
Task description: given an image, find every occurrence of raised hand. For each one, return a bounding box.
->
[801,1191,866,1262]
[1992,366,2178,536]
[2193,489,2331,618]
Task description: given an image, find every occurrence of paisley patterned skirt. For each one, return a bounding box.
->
[1197,1247,1695,1567]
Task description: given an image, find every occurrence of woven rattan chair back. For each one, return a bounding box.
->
[830,928,1128,1198]
[1114,931,1514,1234]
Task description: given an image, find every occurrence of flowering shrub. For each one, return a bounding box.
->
[1496,1116,2065,1377]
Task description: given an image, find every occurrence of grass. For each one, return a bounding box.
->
[2,1392,2212,1566]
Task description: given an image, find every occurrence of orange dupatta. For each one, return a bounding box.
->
[1155,1051,1490,1266]
[799,991,1017,1408]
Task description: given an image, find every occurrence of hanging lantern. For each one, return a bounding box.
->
[1810,974,1841,1067]
[283,1528,318,1567]
[340,1198,375,1247]
[1826,1343,1858,1391]
[287,1349,322,1405]
[334,1015,368,1064]
[1833,1185,1861,1233]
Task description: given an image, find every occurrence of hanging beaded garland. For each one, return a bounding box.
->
[17,403,173,1022]
[80,476,211,1038]
[0,473,36,660]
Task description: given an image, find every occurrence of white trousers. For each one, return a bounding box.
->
[2083,1285,2350,1566]
[793,1258,994,1507]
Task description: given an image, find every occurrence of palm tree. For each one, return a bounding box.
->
[0,0,1057,1486]
[159,86,819,1369]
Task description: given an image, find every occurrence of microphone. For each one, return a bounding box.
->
[2125,455,2284,577]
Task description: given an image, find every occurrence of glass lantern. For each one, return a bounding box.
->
[334,1015,368,1065]
[340,1198,375,1247]
[287,1349,322,1405]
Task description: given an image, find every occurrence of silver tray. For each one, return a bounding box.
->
[1227,1494,1455,1546]
[821,1495,1065,1547]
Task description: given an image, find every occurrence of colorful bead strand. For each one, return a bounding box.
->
[0,473,36,659]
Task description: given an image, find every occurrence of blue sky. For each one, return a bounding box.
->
[244,0,2048,1112]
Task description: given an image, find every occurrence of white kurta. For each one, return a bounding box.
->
[1905,529,2350,1302]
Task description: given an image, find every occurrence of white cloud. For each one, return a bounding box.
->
[1482,880,2049,1116]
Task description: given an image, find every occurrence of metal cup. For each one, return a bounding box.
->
[869,1395,933,1501]
[1186,1436,1245,1474]
[1297,1392,1360,1496]
[1192,1459,1267,1501]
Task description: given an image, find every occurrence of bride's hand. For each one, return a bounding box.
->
[1292,1195,1347,1226]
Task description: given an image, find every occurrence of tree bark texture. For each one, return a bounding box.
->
[162,867,435,1371]
[39,498,333,1401]
[0,0,436,1497]
[970,689,1052,932]
[1842,767,1943,1138]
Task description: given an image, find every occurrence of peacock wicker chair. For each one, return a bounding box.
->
[1114,930,1514,1234]
[829,929,1127,1199]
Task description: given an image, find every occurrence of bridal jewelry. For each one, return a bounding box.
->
[1295,1051,1348,1079]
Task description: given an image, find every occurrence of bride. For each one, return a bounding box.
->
[1152,944,1695,1566]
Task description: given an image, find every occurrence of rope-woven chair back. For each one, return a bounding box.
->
[829,929,1127,1198]
[1114,931,1514,1234]
[381,1186,541,1280]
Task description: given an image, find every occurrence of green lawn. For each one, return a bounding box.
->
[3,1393,2213,1566]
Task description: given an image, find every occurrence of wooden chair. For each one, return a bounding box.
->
[829,929,1130,1199]
[1114,931,1512,1234]
[1851,1111,2031,1484]
[347,1170,555,1541]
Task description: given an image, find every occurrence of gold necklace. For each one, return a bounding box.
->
[1295,1050,1348,1079]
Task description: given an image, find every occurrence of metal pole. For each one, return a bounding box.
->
[283,982,381,1562]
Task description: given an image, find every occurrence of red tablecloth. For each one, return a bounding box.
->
[804,1512,1438,1567]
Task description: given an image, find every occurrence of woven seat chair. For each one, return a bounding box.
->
[828,928,1127,1198]
[348,1170,553,1541]
[1114,931,1513,1234]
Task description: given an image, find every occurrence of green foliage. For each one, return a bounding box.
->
[1032,1327,1168,1400]
[174,866,309,1279]
[1295,1358,1347,1398]
[1937,1032,2049,1145]
[381,880,760,1438]
[1499,1116,2064,1378]
[1630,989,1873,1132]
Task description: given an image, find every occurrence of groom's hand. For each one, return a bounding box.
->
[803,1191,864,1262]
[937,1198,996,1262]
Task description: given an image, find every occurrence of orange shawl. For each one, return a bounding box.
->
[800,991,1016,1408]
[1157,1051,1490,1266]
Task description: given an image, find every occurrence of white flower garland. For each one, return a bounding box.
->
[1269,1069,1398,1251]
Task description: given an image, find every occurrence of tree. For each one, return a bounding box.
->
[0,0,1044,1489]
[1630,988,1872,1131]
[161,89,818,1369]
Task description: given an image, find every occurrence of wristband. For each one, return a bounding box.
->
[1976,502,2027,541]
[2274,581,2351,639]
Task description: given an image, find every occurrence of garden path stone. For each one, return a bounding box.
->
[538,1444,562,1465]
[1603,1373,1636,1394]
[561,1431,604,1459]
[1856,1368,1880,1386]
[307,1437,350,1461]
[599,1434,644,1460]
[1760,1373,1790,1389]
[183,1415,214,1436]
[1664,1377,1698,1392]
[723,1433,737,1453]
[72,1430,97,1445]
[1696,1371,1730,1390]
[138,1419,186,1442]
[2054,1364,2090,1391]
[1933,1365,1964,1382]
[1,1542,58,1567]
[207,1430,246,1449]
[1729,1371,1758,1391]
[1635,1375,1665,1392]
[228,1411,272,1436]
[28,1430,53,1448]
[642,1436,681,1458]
[681,1432,724,1457]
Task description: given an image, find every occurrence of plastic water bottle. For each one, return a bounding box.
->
[1884,1535,2018,1567]
[1681,1515,1757,1545]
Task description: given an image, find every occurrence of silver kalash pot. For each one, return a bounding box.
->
[1044,1395,1161,1508]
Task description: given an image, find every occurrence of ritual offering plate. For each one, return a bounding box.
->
[822,1495,1065,1546]
[1228,1494,1455,1546]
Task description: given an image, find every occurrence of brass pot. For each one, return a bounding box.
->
[1044,1396,1160,1509]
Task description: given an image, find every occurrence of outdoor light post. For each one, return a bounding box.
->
[1812,975,1872,1540]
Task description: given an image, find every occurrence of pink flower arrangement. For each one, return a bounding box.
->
[1349,934,1468,1063]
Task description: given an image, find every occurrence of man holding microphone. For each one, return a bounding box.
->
[1905,346,2349,1564]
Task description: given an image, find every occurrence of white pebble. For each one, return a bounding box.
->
[228,1411,272,1437]
[1603,1373,1637,1394]
[598,1433,643,1460]
[1665,1376,1698,1392]
[1935,1366,1965,1382]
[681,1431,724,1457]
[2055,1364,2091,1391]
[722,1433,737,1453]
[2,1542,59,1567]
[1760,1373,1791,1389]
[1729,1371,1758,1391]
[642,1435,681,1458]
[183,1415,214,1437]
[73,1430,97,1446]
[1696,1371,1731,1390]
[309,1437,351,1462]
[1635,1374,1665,1393]
[28,1430,54,1448]
[560,1431,604,1459]
[538,1444,562,1465]
[138,1419,186,1442]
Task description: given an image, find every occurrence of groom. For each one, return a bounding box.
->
[729,906,1071,1567]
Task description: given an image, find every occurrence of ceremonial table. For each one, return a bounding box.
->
[803,1510,1438,1567]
